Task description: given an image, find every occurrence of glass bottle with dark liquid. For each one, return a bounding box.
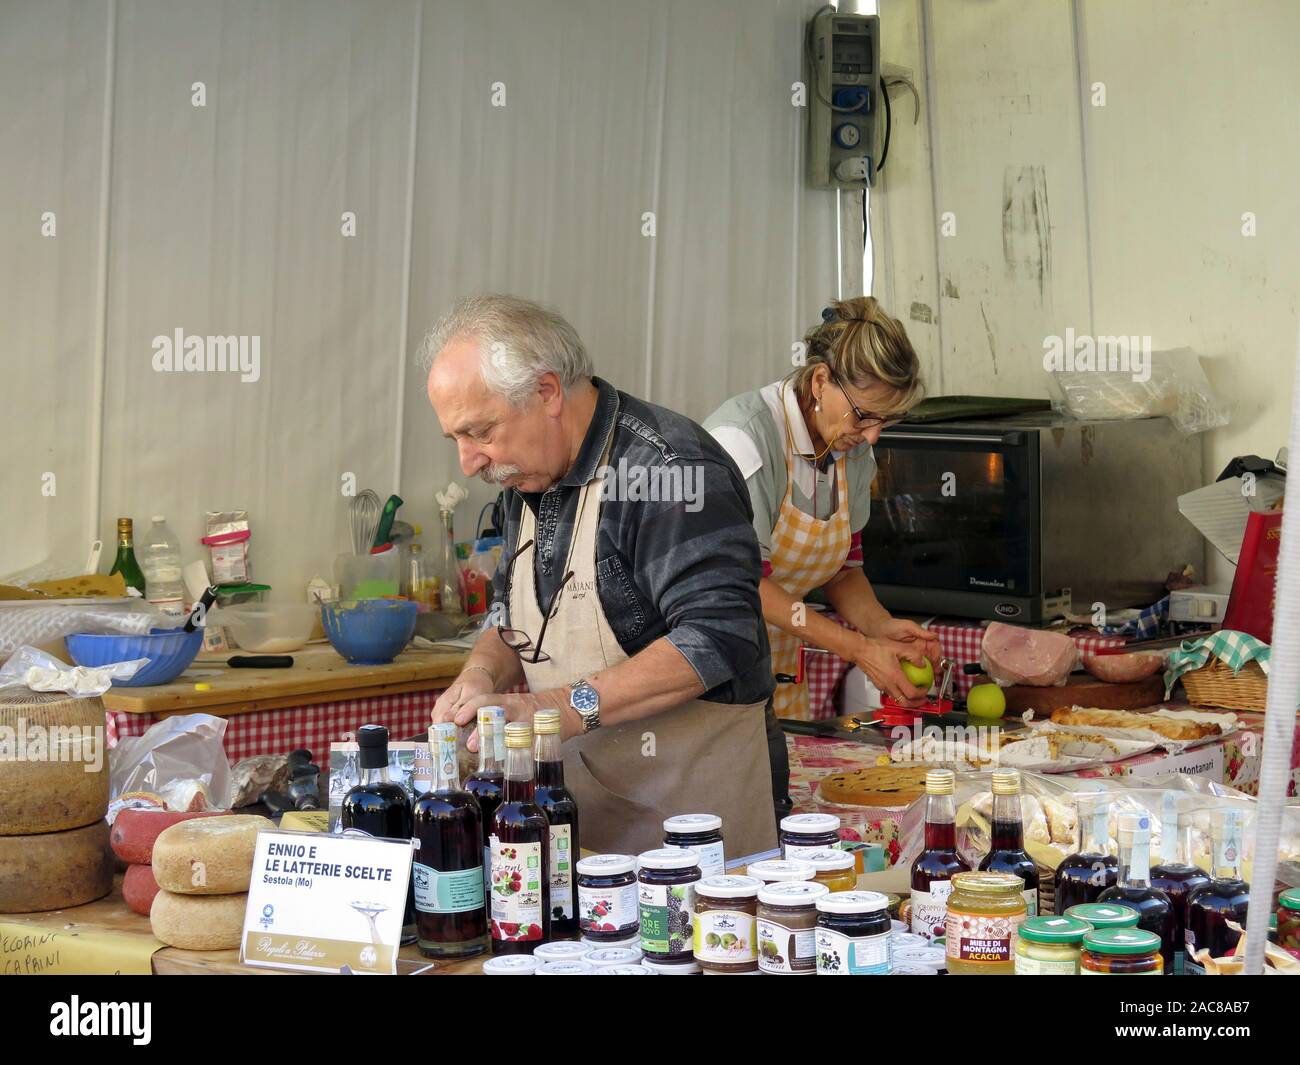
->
[909,768,970,940]
[465,706,505,890]
[978,769,1039,916]
[1149,794,1210,975]
[533,709,580,940]
[341,724,416,944]
[412,722,487,958]
[1098,811,1174,974]
[1054,794,1117,914]
[489,721,551,955]
[1184,808,1251,974]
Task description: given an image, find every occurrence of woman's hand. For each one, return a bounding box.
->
[869,617,943,667]
[849,635,929,705]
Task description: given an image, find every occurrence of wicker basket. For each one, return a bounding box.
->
[1180,657,1268,712]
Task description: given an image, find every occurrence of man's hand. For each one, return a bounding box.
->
[431,667,498,729]
[454,689,579,751]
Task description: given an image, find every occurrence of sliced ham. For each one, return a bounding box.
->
[980,622,1077,687]
[1081,651,1164,683]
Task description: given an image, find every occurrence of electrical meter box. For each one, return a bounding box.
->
[807,10,880,189]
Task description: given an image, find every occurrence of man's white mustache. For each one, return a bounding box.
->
[480,463,522,485]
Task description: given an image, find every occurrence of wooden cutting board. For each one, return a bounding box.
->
[996,673,1167,714]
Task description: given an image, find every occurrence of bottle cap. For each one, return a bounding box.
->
[925,768,955,794]
[991,769,1021,795]
[151,515,166,524]
[534,710,562,735]
[356,724,389,768]
[503,721,532,748]
[477,706,505,730]
[117,517,133,534]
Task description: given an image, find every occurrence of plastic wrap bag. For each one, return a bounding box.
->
[108,713,232,819]
[1050,347,1230,434]
[0,601,182,656]
[0,645,148,697]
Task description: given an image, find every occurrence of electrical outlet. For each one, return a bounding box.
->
[835,156,871,182]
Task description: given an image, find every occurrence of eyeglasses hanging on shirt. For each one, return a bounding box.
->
[495,537,575,664]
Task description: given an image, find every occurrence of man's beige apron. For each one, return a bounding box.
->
[507,447,778,860]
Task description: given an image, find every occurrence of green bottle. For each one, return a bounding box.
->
[109,517,147,596]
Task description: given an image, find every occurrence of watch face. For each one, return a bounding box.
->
[571,683,599,712]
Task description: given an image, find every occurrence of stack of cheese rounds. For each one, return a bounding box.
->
[0,692,113,913]
[149,815,271,950]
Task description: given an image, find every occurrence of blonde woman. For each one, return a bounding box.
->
[704,297,941,721]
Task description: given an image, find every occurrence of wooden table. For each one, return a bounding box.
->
[101,644,469,718]
[7,876,492,975]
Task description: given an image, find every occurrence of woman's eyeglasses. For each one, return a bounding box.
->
[830,373,904,431]
[494,538,574,663]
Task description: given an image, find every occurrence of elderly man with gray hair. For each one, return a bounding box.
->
[425,294,788,860]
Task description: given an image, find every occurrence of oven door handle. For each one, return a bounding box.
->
[882,430,1025,445]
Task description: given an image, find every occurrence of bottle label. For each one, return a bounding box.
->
[1024,888,1039,917]
[784,841,838,861]
[945,909,1026,965]
[1081,967,1160,976]
[488,837,544,941]
[638,882,695,956]
[757,918,817,974]
[910,881,953,940]
[814,927,891,975]
[1173,948,1186,976]
[665,840,725,879]
[412,861,484,914]
[1014,952,1076,975]
[548,824,574,920]
[578,881,639,935]
[694,908,757,964]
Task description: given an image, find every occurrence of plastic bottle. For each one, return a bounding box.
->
[140,515,185,617]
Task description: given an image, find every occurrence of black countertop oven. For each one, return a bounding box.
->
[859,412,1205,623]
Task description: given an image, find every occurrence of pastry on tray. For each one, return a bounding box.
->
[1049,706,1221,741]
[818,765,931,807]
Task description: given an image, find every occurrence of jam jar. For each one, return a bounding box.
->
[757,880,830,975]
[1278,888,1300,956]
[1064,903,1140,931]
[780,813,841,860]
[802,849,857,893]
[577,854,640,942]
[637,848,701,961]
[747,859,815,885]
[1080,927,1164,975]
[663,814,725,878]
[694,874,763,974]
[814,890,892,975]
[944,871,1027,975]
[1014,915,1091,975]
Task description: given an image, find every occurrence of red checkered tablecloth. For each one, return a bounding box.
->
[105,691,445,763]
[798,616,1129,722]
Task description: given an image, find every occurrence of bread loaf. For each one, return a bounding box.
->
[0,691,109,835]
[150,889,247,950]
[152,814,271,894]
[0,819,113,912]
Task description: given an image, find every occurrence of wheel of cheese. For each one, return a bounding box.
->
[111,809,228,865]
[122,862,162,916]
[0,819,113,913]
[0,691,109,834]
[152,814,272,895]
[150,889,248,950]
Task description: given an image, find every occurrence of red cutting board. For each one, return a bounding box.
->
[989,674,1167,715]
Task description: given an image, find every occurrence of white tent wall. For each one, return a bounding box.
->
[873,0,1300,583]
[0,0,837,594]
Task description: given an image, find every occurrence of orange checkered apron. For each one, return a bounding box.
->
[767,385,852,720]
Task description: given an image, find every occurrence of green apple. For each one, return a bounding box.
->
[966,682,1007,719]
[899,656,934,691]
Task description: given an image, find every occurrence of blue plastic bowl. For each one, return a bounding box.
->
[65,627,204,687]
[321,599,418,665]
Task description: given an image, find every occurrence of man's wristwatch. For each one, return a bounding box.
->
[569,678,601,734]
